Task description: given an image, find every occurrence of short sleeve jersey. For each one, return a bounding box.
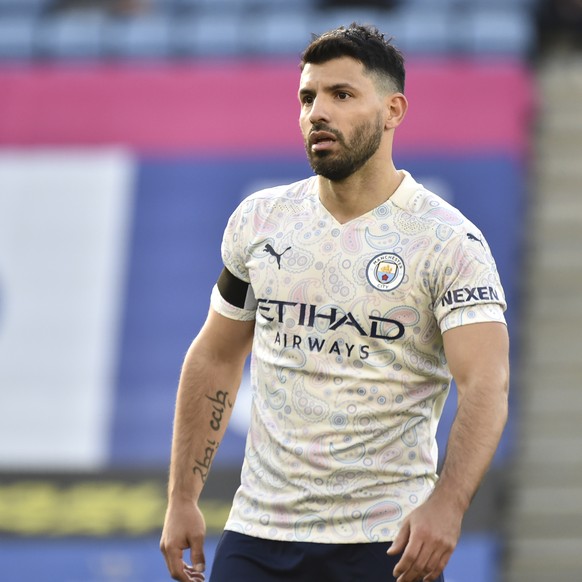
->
[211,170,506,544]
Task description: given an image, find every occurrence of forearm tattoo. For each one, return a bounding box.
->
[192,390,233,483]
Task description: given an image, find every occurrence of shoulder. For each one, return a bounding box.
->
[226,177,317,234]
[392,171,482,242]
[240,177,316,208]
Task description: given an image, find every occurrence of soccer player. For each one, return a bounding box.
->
[160,23,509,582]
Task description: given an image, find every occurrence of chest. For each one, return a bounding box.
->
[244,215,432,342]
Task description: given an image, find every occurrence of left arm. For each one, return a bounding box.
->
[388,321,510,582]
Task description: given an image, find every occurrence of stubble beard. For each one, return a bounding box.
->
[305,113,384,182]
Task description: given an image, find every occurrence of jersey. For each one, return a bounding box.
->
[210,170,506,544]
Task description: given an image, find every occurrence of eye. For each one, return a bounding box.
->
[301,94,314,106]
[336,92,351,100]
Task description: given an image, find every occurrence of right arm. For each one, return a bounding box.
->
[160,307,254,581]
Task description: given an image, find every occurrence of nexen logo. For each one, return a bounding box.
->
[256,298,405,340]
[440,286,500,307]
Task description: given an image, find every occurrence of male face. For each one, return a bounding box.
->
[298,57,387,181]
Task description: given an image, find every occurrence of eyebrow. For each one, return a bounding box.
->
[327,82,358,92]
[298,82,359,98]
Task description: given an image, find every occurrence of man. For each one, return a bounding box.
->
[160,23,509,582]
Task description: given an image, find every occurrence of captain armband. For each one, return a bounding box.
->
[216,267,258,311]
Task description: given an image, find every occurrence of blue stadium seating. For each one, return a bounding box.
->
[386,8,454,55]
[463,7,535,56]
[0,0,47,15]
[104,15,173,58]
[173,0,312,10]
[0,1,539,61]
[0,17,36,58]
[244,11,314,56]
[314,8,385,32]
[172,13,246,57]
[37,13,105,58]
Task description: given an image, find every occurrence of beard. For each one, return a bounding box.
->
[305,113,384,181]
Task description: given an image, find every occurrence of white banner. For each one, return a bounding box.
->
[0,149,135,470]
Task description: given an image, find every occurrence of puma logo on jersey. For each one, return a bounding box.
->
[467,233,484,247]
[264,244,291,269]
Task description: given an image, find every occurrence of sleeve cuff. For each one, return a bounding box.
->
[210,285,257,322]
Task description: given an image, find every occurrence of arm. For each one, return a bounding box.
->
[388,321,510,582]
[160,307,254,582]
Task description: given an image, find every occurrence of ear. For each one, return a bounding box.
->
[384,93,408,130]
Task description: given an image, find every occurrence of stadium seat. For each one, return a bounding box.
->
[165,0,200,12]
[244,11,315,55]
[185,0,312,9]
[314,8,386,34]
[388,8,454,55]
[104,15,173,58]
[246,0,313,9]
[395,0,460,7]
[371,10,409,47]
[173,0,253,11]
[404,0,538,6]
[146,0,177,13]
[37,13,105,59]
[465,0,540,6]
[172,13,245,57]
[0,17,36,59]
[0,0,48,15]
[462,7,535,56]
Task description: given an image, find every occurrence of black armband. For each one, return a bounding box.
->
[216,267,256,309]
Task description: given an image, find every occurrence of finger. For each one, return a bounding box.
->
[395,535,445,582]
[183,566,206,582]
[423,548,453,582]
[397,560,426,582]
[400,548,437,582]
[161,545,189,582]
[189,538,206,575]
[173,561,192,582]
[418,549,439,582]
[393,540,424,580]
[387,520,410,555]
[184,562,206,579]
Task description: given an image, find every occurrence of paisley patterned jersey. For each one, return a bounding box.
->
[210,170,506,543]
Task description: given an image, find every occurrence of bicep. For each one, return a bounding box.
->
[442,322,509,398]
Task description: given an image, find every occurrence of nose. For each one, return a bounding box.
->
[308,96,330,124]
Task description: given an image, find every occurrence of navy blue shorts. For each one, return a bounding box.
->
[209,530,445,582]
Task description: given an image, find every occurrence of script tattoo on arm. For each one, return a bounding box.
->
[192,390,233,483]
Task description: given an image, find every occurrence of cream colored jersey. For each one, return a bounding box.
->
[210,170,506,543]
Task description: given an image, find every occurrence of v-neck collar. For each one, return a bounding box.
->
[310,170,417,227]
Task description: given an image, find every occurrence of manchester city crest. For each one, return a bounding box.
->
[366,252,405,292]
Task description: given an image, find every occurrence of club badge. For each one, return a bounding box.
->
[366,252,405,292]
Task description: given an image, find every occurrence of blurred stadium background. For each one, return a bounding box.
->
[0,0,581,580]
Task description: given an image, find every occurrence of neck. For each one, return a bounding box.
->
[317,161,403,224]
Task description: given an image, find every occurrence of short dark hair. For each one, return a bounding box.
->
[300,23,405,93]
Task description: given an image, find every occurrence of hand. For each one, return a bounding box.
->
[386,494,463,582]
[160,500,207,582]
